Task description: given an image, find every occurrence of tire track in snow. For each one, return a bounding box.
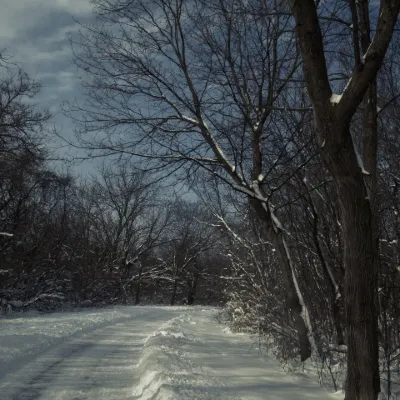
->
[0,307,184,400]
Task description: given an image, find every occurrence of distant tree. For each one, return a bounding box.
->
[155,201,215,305]
[74,163,169,303]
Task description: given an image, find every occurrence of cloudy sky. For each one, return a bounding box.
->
[0,0,96,173]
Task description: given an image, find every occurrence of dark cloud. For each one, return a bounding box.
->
[0,1,95,172]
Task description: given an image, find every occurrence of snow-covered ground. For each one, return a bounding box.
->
[0,306,343,399]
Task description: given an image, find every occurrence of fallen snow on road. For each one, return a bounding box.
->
[0,306,343,399]
[0,307,130,379]
[133,309,343,400]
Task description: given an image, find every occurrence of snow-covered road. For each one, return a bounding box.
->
[0,307,184,400]
[0,306,343,400]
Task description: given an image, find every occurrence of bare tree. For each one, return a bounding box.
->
[289,1,400,399]
[0,64,50,160]
[69,0,315,360]
[74,163,168,303]
[155,201,215,305]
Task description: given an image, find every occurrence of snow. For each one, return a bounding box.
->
[182,115,200,125]
[362,38,375,64]
[353,141,370,175]
[342,77,352,95]
[249,181,285,234]
[133,309,342,400]
[330,79,351,107]
[270,208,284,232]
[330,93,342,105]
[7,300,24,308]
[0,306,136,380]
[282,238,314,342]
[0,306,342,400]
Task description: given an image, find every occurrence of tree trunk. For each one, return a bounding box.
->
[187,277,198,305]
[170,278,178,306]
[309,198,345,346]
[134,266,143,305]
[290,0,400,396]
[323,127,380,400]
[331,298,344,346]
[187,289,195,305]
[251,200,312,361]
[362,77,380,278]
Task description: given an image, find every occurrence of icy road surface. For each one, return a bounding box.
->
[0,306,342,400]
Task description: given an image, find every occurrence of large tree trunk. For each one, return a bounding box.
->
[324,127,380,400]
[359,2,380,318]
[290,0,400,396]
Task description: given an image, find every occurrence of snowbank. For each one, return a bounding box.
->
[132,312,232,400]
[0,306,345,399]
[132,309,342,400]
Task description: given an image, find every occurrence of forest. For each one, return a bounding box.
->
[1,1,399,399]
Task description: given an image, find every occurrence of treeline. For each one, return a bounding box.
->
[0,62,227,310]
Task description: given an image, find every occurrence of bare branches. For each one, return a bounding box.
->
[337,0,400,118]
[68,0,307,194]
[0,65,50,161]
[290,0,400,397]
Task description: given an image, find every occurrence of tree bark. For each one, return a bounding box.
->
[358,0,380,278]
[187,275,198,305]
[311,205,344,346]
[170,278,178,306]
[187,286,196,305]
[251,200,312,361]
[323,127,380,400]
[134,266,143,305]
[290,1,400,397]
